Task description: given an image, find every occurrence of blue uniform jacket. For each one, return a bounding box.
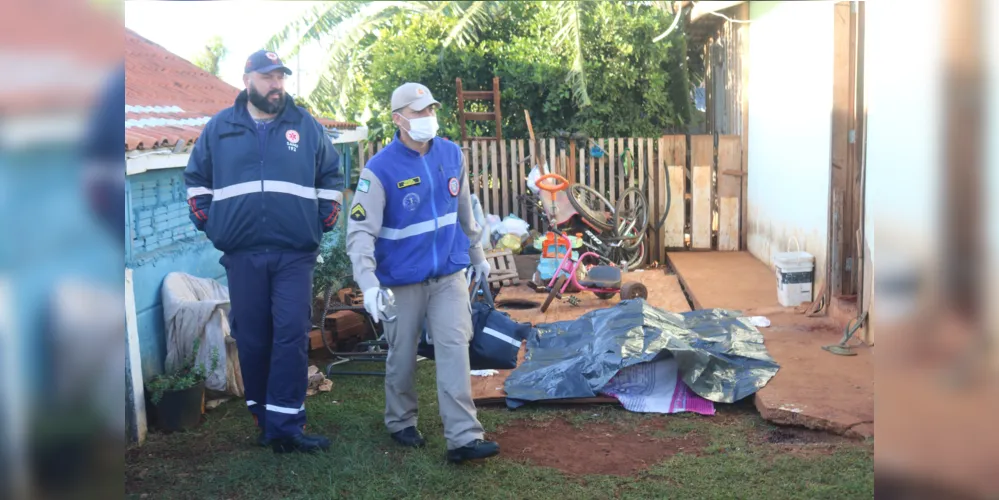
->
[183,91,344,254]
[366,134,470,286]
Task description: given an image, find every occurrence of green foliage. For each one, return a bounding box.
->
[145,338,219,405]
[191,35,227,77]
[127,362,875,499]
[271,1,696,141]
[313,204,354,297]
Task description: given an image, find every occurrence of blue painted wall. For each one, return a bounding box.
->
[127,142,354,382]
[126,167,225,381]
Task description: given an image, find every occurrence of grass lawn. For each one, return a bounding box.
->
[126,361,874,499]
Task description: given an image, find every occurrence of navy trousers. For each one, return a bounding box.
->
[222,250,315,440]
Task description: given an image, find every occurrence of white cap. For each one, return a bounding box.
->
[391,82,441,112]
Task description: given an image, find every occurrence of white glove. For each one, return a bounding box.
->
[363,287,383,324]
[467,261,491,286]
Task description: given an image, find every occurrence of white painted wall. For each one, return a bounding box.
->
[746,1,836,281]
[863,0,944,323]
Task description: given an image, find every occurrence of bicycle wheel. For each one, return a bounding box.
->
[626,240,646,270]
[568,184,615,232]
[612,187,649,251]
[612,239,645,271]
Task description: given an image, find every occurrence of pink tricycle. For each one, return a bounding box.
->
[534,173,649,313]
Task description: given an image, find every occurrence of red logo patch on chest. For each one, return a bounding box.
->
[448,177,460,196]
[285,130,300,144]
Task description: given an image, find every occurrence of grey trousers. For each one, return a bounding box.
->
[383,270,485,450]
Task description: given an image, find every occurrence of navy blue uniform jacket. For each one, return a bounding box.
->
[184,90,344,254]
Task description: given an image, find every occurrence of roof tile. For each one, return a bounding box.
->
[125,28,357,152]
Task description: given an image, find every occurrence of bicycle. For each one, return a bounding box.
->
[532,173,649,312]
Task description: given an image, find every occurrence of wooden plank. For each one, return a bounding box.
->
[537,138,547,174]
[666,252,779,311]
[629,137,638,190]
[546,137,565,175]
[493,77,503,142]
[559,144,567,181]
[471,141,480,203]
[597,138,606,199]
[616,137,626,202]
[717,135,742,251]
[464,112,497,122]
[607,137,617,202]
[500,140,510,217]
[634,137,643,191]
[690,135,713,249]
[587,142,595,191]
[510,140,520,218]
[661,135,686,248]
[482,140,491,215]
[471,271,692,404]
[578,147,586,190]
[490,140,500,217]
[527,138,538,229]
[831,1,852,295]
[652,137,664,263]
[481,140,491,215]
[457,78,467,141]
[462,90,494,100]
[644,138,654,264]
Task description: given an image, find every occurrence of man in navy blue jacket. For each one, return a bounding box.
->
[184,50,344,454]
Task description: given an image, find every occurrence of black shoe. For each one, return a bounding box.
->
[446,439,500,463]
[257,432,270,448]
[390,427,426,448]
[271,434,331,454]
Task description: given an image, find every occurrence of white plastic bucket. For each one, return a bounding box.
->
[773,238,815,307]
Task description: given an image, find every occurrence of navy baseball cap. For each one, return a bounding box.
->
[244,49,292,75]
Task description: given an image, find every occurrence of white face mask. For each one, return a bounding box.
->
[399,114,439,143]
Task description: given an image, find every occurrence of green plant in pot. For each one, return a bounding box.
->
[145,338,219,433]
[312,199,355,328]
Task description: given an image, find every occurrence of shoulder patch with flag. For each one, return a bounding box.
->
[357,178,370,193]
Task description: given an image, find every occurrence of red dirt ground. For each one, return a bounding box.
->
[666,251,875,439]
[493,418,706,476]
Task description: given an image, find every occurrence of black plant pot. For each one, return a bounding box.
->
[149,380,204,433]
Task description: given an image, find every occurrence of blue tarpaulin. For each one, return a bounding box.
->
[503,300,780,408]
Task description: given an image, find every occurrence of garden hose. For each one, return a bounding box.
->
[822,310,868,356]
[654,161,672,231]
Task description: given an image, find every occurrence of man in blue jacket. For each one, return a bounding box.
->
[184,50,344,454]
[346,83,499,463]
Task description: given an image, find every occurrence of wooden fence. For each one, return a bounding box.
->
[357,135,744,265]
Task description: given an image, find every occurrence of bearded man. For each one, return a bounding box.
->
[184,49,345,454]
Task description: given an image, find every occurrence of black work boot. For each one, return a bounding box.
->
[271,434,331,454]
[256,432,270,448]
[390,426,426,448]
[446,439,500,463]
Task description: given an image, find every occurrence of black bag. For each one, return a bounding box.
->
[417,277,534,370]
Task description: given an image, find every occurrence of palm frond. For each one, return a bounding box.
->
[308,4,429,116]
[266,2,367,58]
[442,1,492,49]
[552,1,591,107]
